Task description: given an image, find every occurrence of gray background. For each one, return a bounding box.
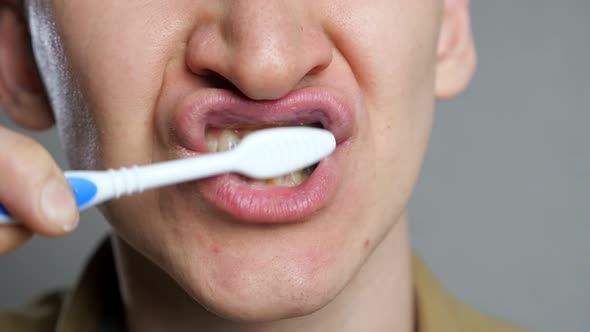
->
[1,1,588,331]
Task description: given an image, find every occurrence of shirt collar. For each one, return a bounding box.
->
[56,239,122,332]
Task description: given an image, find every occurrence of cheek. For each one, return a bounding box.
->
[27,1,98,168]
[322,0,439,199]
[323,0,441,93]
[49,2,193,168]
[324,6,439,246]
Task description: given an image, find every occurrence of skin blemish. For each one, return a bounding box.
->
[363,239,370,250]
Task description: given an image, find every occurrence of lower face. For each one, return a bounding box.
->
[28,0,441,321]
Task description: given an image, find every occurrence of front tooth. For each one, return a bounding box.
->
[206,132,218,153]
[218,129,240,152]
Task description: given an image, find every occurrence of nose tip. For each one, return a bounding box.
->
[185,4,332,100]
[225,43,332,100]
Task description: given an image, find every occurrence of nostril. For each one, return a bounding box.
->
[308,62,330,76]
[197,69,241,93]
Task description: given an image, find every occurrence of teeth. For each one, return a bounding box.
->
[206,132,218,153]
[208,128,315,186]
[266,169,306,187]
[217,129,240,152]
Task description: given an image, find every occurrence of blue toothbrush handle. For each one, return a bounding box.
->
[0,175,100,225]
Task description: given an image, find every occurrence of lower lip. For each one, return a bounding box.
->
[192,141,349,223]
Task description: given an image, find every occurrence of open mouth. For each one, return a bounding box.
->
[171,87,354,223]
[205,123,323,187]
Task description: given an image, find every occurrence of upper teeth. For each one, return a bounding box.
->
[206,128,314,187]
[217,129,240,152]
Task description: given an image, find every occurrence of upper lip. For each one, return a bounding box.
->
[173,87,354,153]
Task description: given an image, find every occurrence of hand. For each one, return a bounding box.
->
[0,2,79,254]
[0,127,79,255]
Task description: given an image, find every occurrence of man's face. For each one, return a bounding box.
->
[28,0,448,321]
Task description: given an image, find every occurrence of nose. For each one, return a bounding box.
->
[185,1,333,100]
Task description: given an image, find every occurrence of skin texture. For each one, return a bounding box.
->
[0,0,475,331]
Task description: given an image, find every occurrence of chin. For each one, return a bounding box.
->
[185,274,340,322]
[173,245,347,322]
[157,213,361,323]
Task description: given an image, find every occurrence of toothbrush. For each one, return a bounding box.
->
[0,127,336,225]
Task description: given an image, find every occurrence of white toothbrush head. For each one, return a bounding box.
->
[232,127,336,179]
